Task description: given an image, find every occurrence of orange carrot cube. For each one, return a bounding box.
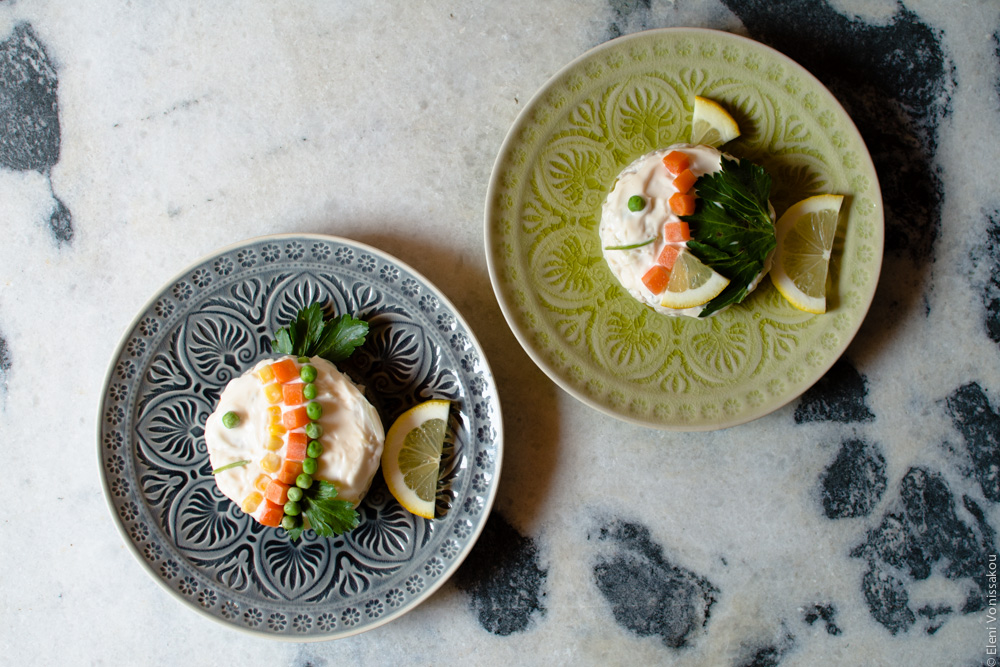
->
[673,168,697,193]
[657,244,680,270]
[282,406,310,430]
[286,432,308,462]
[264,479,290,505]
[257,500,284,527]
[664,222,691,242]
[662,150,690,175]
[270,359,299,384]
[642,265,671,295]
[277,459,303,485]
[669,192,696,217]
[282,382,304,406]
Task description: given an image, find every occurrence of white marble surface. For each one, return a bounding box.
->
[1,1,998,665]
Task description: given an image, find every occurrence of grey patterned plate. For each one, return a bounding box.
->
[98,234,502,639]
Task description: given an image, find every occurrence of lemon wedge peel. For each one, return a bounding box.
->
[771,194,845,314]
[660,248,731,310]
[381,399,450,519]
[691,96,741,148]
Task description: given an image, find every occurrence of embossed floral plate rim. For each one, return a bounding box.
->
[98,233,503,639]
[484,27,883,430]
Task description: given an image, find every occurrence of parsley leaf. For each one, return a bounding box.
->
[270,304,369,363]
[681,156,776,317]
[314,313,369,362]
[285,481,360,541]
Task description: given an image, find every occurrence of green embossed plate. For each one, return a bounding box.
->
[484,28,883,430]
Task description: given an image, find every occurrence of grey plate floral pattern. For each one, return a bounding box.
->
[98,234,502,639]
[485,28,883,430]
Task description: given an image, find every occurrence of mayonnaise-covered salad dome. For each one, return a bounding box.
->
[205,355,384,530]
[599,142,776,318]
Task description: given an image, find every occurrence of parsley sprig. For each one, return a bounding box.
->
[681,156,776,317]
[285,480,360,541]
[271,303,368,362]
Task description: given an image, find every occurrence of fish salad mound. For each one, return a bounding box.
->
[205,355,384,529]
[599,143,776,318]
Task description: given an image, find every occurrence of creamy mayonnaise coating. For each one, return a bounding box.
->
[205,356,384,520]
[599,143,773,317]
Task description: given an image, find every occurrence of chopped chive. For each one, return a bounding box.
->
[212,460,250,474]
[604,237,656,251]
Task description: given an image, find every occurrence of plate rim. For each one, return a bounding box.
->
[97,232,504,639]
[483,27,884,431]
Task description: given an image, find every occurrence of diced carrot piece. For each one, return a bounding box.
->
[664,222,691,242]
[265,479,290,505]
[642,265,671,295]
[270,359,299,384]
[282,382,304,406]
[662,150,690,175]
[277,459,303,485]
[658,244,680,270]
[673,168,697,193]
[286,432,308,462]
[282,406,310,430]
[669,192,696,217]
[257,500,284,527]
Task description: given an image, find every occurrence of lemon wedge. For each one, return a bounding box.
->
[770,194,844,314]
[660,248,730,309]
[691,96,741,147]
[381,399,449,519]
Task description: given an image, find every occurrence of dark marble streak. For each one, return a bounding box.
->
[0,22,72,243]
[945,383,1000,503]
[794,359,875,424]
[590,519,717,649]
[735,628,794,667]
[803,603,841,636]
[453,512,547,636]
[607,0,653,40]
[0,333,9,398]
[980,210,1000,350]
[820,438,887,519]
[851,468,997,635]
[723,0,950,266]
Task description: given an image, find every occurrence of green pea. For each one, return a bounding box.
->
[286,486,303,502]
[627,195,645,212]
[296,473,313,489]
[306,401,323,421]
[297,356,310,364]
[283,500,301,516]
[280,515,299,531]
[303,383,318,400]
[305,422,323,439]
[306,440,323,458]
[221,411,240,429]
[299,364,318,383]
[302,458,318,475]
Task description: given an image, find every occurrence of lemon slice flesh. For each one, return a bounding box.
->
[771,194,844,314]
[691,96,741,147]
[660,248,730,309]
[382,399,449,519]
